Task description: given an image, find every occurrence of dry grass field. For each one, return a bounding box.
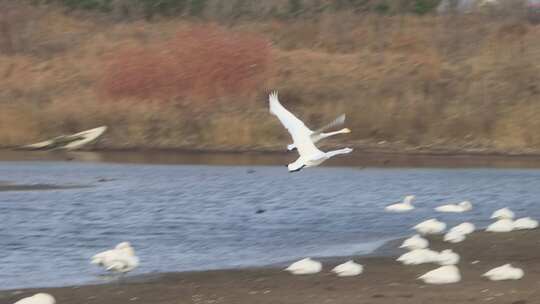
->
[1,1,540,153]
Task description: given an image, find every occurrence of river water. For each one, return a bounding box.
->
[2,154,540,289]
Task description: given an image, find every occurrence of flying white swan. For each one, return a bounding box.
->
[419,265,461,284]
[286,114,351,151]
[13,293,55,304]
[491,208,515,220]
[486,219,514,232]
[397,248,440,265]
[435,201,472,213]
[385,195,415,212]
[482,264,524,281]
[399,234,428,250]
[331,260,364,277]
[285,258,322,275]
[413,219,446,235]
[91,242,139,274]
[269,92,353,172]
[513,217,539,230]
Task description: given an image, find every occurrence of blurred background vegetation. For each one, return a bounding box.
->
[1,0,539,154]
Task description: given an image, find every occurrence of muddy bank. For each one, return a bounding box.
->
[4,148,540,168]
[1,230,539,304]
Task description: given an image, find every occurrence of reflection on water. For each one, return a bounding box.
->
[2,160,540,289]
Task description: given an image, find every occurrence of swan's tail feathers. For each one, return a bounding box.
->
[313,114,346,134]
[325,147,353,158]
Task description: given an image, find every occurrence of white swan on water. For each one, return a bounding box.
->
[385,195,415,213]
[13,294,55,304]
[91,242,139,274]
[513,217,539,230]
[285,258,322,275]
[491,208,515,220]
[269,92,353,172]
[413,219,447,235]
[419,265,461,284]
[331,260,364,277]
[286,114,351,151]
[483,264,524,281]
[435,201,472,213]
[486,219,514,232]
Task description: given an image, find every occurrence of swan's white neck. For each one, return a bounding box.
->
[320,128,351,138]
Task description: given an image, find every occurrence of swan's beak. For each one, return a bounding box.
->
[343,128,351,133]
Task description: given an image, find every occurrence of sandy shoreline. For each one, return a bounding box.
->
[1,231,538,304]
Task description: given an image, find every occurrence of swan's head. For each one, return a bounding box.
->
[459,201,472,210]
[288,159,306,173]
[404,195,415,204]
[115,242,131,250]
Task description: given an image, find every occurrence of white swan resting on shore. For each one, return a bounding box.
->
[435,201,472,213]
[449,222,475,235]
[399,234,428,250]
[491,208,515,220]
[444,230,466,243]
[397,249,440,265]
[385,195,415,213]
[331,260,364,277]
[286,114,350,151]
[413,219,447,235]
[91,242,139,274]
[419,265,461,284]
[285,258,322,275]
[482,264,524,281]
[437,249,460,265]
[513,217,539,230]
[269,92,353,172]
[13,293,55,304]
[486,219,514,232]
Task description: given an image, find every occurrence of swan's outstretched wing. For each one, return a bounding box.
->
[269,92,321,157]
[313,114,346,135]
[269,91,310,136]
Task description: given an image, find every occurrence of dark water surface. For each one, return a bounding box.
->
[2,151,540,289]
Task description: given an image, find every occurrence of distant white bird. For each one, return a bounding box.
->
[486,219,514,232]
[437,249,460,265]
[399,234,429,250]
[331,260,363,277]
[419,265,461,284]
[491,208,515,220]
[285,258,322,275]
[444,230,466,243]
[513,217,539,230]
[397,249,440,265]
[269,92,353,172]
[91,242,139,274]
[13,293,55,304]
[413,219,447,235]
[435,201,472,213]
[286,114,351,151]
[385,195,415,213]
[449,222,475,235]
[482,264,524,281]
